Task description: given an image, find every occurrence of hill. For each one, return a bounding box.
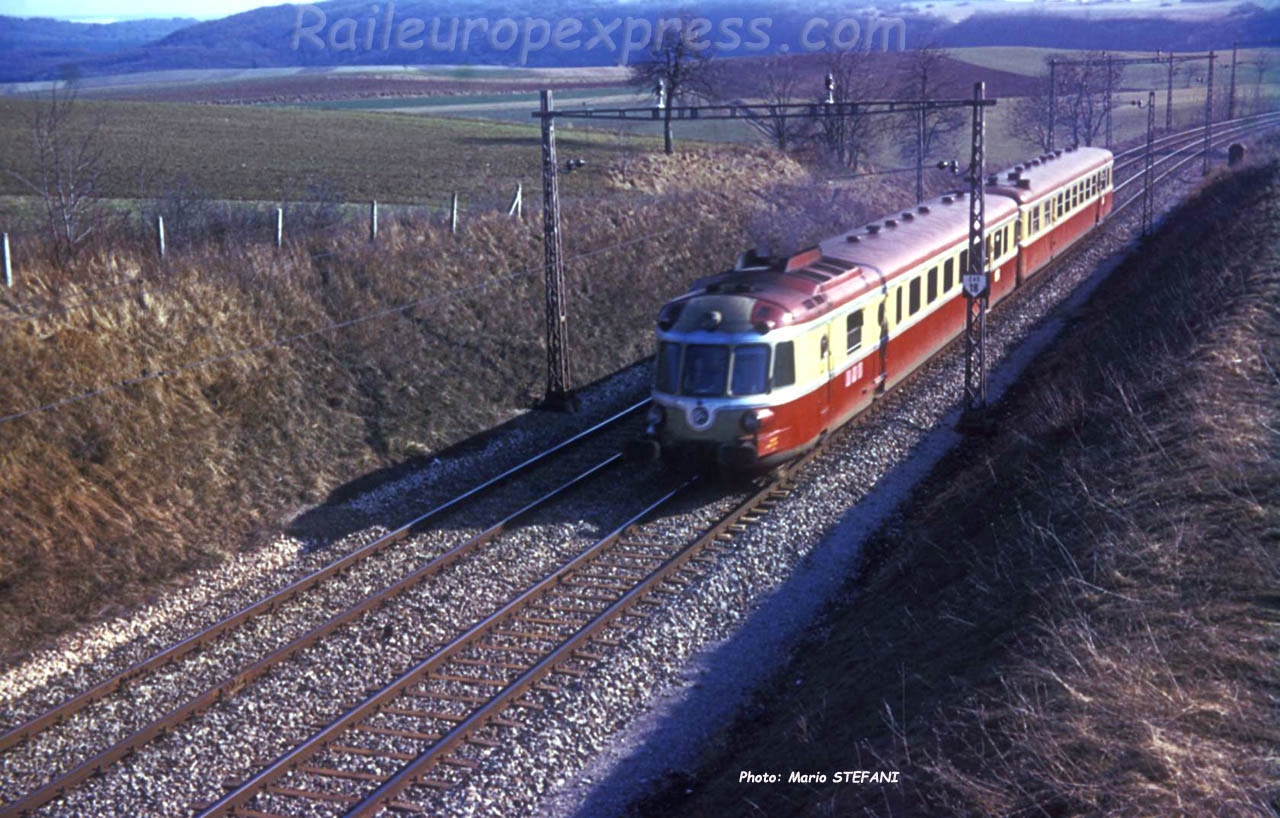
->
[4,1,1276,84]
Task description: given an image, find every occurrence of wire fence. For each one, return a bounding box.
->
[0,224,687,426]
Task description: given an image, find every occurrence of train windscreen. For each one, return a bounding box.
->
[656,342,681,393]
[682,345,730,397]
[731,345,770,395]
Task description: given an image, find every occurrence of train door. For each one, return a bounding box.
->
[1014,214,1025,287]
[876,295,889,394]
[819,323,833,425]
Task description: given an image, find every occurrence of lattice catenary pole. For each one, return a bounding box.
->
[1167,53,1175,132]
[1203,51,1215,175]
[1228,42,1238,120]
[1048,59,1056,150]
[540,89,573,410]
[1143,90,1155,236]
[962,81,988,418]
[1105,54,1114,148]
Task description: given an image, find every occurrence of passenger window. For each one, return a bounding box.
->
[846,310,863,354]
[732,344,770,396]
[656,341,681,394]
[944,258,954,292]
[773,341,795,388]
[960,248,969,275]
[927,267,938,302]
[896,287,903,324]
[909,278,921,315]
[1032,208,1040,233]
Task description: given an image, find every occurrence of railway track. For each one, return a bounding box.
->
[2,112,1278,818]
[0,399,650,815]
[192,461,815,817]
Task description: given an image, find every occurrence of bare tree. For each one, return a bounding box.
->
[812,49,882,171]
[1006,53,1123,152]
[3,69,104,263]
[628,16,721,154]
[895,45,964,201]
[1251,51,1273,115]
[738,56,813,152]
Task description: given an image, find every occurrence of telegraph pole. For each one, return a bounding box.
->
[1167,53,1175,132]
[961,81,988,425]
[539,90,573,411]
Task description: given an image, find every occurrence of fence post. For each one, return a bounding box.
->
[508,182,522,219]
[2,233,11,288]
[275,207,284,249]
[156,214,166,257]
[369,200,378,242]
[450,193,459,235]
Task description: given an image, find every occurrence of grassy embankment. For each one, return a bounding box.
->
[0,97,943,662]
[642,155,1280,815]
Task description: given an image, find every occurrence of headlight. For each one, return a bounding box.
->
[740,408,773,433]
[646,404,665,426]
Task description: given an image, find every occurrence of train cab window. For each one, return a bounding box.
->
[656,342,681,394]
[773,341,795,388]
[731,344,770,396]
[993,231,1002,259]
[927,267,938,303]
[909,277,921,315]
[681,344,729,397]
[846,310,863,353]
[944,258,954,292]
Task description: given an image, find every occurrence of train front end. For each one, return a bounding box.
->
[635,277,801,473]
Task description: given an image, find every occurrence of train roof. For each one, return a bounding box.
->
[664,146,1114,332]
[985,145,1113,203]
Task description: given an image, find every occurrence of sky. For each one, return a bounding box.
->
[0,0,267,21]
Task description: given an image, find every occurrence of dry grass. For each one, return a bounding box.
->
[0,144,917,662]
[639,159,1280,816]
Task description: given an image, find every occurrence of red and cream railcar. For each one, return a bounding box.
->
[641,146,1114,470]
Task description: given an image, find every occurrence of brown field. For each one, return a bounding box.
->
[84,74,624,105]
[640,153,1280,816]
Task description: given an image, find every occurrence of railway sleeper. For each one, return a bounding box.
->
[476,641,545,656]
[299,765,388,783]
[492,627,562,641]
[451,657,530,672]
[330,744,417,761]
[349,724,443,741]
[266,784,358,803]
